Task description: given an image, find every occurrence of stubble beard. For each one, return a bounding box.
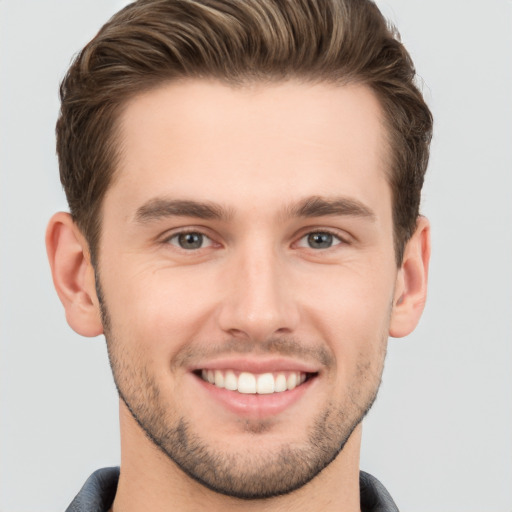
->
[97,283,387,500]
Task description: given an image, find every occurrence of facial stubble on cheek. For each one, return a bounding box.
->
[95,277,389,500]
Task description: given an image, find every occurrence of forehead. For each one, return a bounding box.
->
[109,79,390,220]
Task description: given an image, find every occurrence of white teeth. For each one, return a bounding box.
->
[224,370,237,391]
[214,370,225,388]
[287,373,297,390]
[200,370,309,394]
[275,373,287,392]
[238,372,256,394]
[256,373,275,394]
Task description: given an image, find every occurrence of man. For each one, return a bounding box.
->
[46,0,432,510]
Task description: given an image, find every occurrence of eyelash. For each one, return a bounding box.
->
[162,228,349,252]
[164,230,216,250]
[295,229,347,250]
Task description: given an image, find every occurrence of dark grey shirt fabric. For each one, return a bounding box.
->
[65,467,399,512]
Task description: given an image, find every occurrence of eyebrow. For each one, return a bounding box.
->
[134,195,376,224]
[135,198,232,223]
[287,195,376,221]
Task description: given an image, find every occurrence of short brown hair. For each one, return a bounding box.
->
[57,0,432,265]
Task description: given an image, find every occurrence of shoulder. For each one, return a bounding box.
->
[360,471,399,512]
[65,467,120,512]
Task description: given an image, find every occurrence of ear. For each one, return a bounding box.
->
[46,212,103,337]
[389,216,431,338]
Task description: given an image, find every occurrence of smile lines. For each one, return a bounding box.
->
[199,369,309,394]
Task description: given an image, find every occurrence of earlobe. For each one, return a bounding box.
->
[389,216,431,338]
[46,212,104,337]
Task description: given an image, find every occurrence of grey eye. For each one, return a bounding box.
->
[296,231,343,250]
[307,232,334,249]
[169,232,211,250]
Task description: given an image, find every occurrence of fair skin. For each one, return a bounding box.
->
[47,80,430,512]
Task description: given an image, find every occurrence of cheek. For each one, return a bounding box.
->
[101,262,220,352]
[301,265,394,368]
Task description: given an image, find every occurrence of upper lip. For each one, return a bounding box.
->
[189,357,321,374]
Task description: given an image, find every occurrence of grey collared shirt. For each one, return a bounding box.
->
[66,467,399,512]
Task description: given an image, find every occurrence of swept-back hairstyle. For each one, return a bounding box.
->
[57,0,432,265]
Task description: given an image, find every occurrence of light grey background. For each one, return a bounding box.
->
[1,1,511,511]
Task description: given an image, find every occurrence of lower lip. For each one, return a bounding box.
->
[191,373,316,418]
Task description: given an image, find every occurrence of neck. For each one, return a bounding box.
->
[112,403,363,512]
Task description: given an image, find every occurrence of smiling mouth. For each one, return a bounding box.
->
[196,369,316,395]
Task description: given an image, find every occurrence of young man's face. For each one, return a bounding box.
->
[95,80,404,498]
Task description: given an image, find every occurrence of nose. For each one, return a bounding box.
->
[216,242,300,342]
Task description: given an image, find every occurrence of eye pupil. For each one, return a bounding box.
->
[178,232,203,249]
[307,232,333,249]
